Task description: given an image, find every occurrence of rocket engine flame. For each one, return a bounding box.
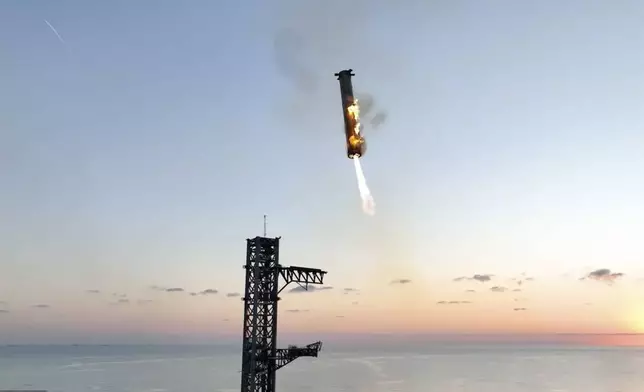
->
[353,156,375,215]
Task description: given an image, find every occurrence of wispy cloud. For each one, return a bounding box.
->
[580,268,624,284]
[86,289,101,294]
[150,285,185,293]
[226,292,241,298]
[453,274,493,283]
[510,274,535,286]
[343,287,359,294]
[137,299,154,305]
[490,286,507,293]
[390,278,412,285]
[289,285,333,293]
[513,307,527,311]
[199,289,218,295]
[32,304,50,309]
[286,309,310,313]
[0,309,8,314]
[352,301,359,305]
[437,300,472,305]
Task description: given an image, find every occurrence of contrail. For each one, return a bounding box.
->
[44,19,66,45]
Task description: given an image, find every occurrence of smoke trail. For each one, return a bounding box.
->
[272,0,388,130]
[353,157,375,216]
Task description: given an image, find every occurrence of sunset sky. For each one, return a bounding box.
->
[2,0,644,344]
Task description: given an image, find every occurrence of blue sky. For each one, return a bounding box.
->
[2,0,644,343]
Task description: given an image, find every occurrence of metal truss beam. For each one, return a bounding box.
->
[274,341,322,370]
[278,266,326,293]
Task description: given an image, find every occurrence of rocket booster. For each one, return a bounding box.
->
[335,69,366,159]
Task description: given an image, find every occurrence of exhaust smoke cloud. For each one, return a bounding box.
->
[272,1,388,129]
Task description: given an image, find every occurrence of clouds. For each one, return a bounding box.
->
[150,285,184,293]
[510,274,535,286]
[453,273,532,295]
[286,309,310,313]
[32,304,50,309]
[190,289,219,296]
[80,288,162,306]
[13,264,635,338]
[288,285,333,293]
[0,309,8,313]
[581,268,624,283]
[289,286,311,293]
[437,300,472,305]
[150,285,220,295]
[390,278,412,285]
[454,274,493,283]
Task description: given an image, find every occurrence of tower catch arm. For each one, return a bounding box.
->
[278,266,327,294]
[274,341,322,371]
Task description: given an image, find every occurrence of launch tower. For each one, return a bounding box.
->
[240,236,327,392]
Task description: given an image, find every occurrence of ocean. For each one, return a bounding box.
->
[1,343,643,392]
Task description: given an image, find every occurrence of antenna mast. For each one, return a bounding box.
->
[263,215,267,237]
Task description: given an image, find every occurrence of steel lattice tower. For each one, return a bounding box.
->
[240,236,327,392]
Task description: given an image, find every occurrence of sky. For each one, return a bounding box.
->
[1,0,644,344]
